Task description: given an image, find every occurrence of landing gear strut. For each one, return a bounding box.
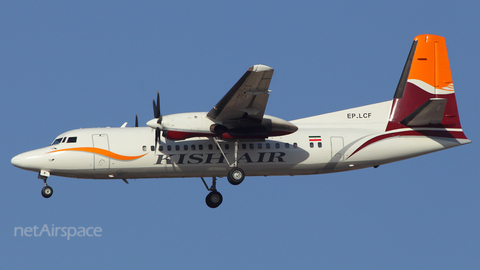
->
[38,170,53,198]
[201,177,223,208]
[213,138,246,186]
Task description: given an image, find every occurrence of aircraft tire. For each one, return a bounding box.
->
[206,191,223,208]
[41,186,53,198]
[227,167,245,185]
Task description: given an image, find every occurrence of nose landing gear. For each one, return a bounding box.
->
[41,185,53,198]
[38,170,53,198]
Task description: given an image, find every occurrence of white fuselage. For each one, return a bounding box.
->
[11,100,470,181]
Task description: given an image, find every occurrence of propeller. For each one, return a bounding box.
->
[152,92,163,151]
[155,127,162,151]
[153,92,162,124]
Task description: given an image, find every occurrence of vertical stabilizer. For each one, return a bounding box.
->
[386,35,467,140]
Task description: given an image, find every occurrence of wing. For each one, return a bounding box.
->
[207,64,274,123]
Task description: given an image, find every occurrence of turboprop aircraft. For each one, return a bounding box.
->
[11,35,471,208]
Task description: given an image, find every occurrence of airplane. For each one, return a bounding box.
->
[11,34,471,208]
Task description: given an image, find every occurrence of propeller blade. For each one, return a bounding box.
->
[135,115,139,127]
[152,92,164,152]
[156,92,162,124]
[152,92,162,124]
[155,127,161,151]
[153,99,159,119]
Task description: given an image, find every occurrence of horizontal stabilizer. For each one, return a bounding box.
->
[400,98,447,126]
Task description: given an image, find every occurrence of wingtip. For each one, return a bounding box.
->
[249,64,273,72]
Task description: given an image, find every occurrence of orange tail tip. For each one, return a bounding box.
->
[408,35,454,94]
[395,34,454,98]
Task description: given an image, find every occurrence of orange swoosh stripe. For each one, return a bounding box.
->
[48,147,148,161]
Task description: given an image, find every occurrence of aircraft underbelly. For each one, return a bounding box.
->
[345,136,462,163]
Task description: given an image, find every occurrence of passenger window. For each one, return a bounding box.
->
[249,143,254,149]
[208,144,213,150]
[199,145,203,150]
[143,146,147,151]
[293,143,298,148]
[258,143,262,149]
[184,145,188,151]
[175,145,180,151]
[191,145,196,151]
[159,145,164,151]
[318,142,322,148]
[67,137,77,143]
[275,143,280,149]
[310,142,314,148]
[150,146,154,151]
[225,144,229,150]
[242,144,246,150]
[266,143,270,149]
[285,143,290,149]
[167,145,172,151]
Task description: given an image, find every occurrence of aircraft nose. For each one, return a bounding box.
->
[11,154,24,168]
[11,149,47,171]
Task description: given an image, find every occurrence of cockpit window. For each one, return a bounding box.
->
[51,138,63,145]
[67,137,77,143]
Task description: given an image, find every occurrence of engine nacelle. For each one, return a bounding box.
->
[210,124,229,134]
[147,112,297,141]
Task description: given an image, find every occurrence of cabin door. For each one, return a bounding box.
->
[92,134,110,170]
[330,136,344,161]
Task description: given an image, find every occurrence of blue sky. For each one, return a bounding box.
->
[2,1,479,269]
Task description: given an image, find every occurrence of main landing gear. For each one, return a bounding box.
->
[200,139,247,208]
[227,167,245,185]
[38,170,53,198]
[213,138,246,186]
[202,177,223,208]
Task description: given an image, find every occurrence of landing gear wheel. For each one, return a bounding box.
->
[206,191,223,208]
[227,167,245,185]
[41,186,53,198]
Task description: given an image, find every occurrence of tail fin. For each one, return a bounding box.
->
[387,34,467,140]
